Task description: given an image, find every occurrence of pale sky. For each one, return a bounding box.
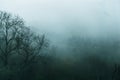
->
[1,0,120,40]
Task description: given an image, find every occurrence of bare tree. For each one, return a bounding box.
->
[0,11,25,66]
[0,11,50,80]
[16,28,49,68]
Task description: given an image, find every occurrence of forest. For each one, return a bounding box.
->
[0,11,120,80]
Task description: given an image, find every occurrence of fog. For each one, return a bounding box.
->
[1,0,120,39]
[1,0,120,52]
[1,1,120,80]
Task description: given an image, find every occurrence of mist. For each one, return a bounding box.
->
[1,0,120,80]
[1,0,120,40]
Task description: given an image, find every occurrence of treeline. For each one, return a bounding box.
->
[0,11,120,80]
[45,36,120,80]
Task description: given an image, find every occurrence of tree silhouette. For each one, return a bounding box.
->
[0,11,25,66]
[0,11,50,80]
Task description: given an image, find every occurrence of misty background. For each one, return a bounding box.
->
[1,0,120,80]
[1,0,120,40]
[1,0,120,57]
